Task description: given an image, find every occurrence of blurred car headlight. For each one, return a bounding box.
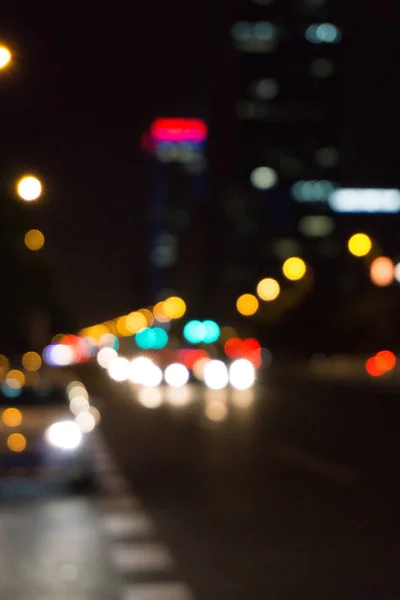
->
[45,420,83,450]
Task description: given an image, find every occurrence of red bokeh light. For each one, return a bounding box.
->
[365,356,384,377]
[224,337,262,368]
[375,350,396,373]
[242,338,261,354]
[177,348,209,369]
[224,338,243,359]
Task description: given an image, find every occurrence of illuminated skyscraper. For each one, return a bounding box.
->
[142,118,209,308]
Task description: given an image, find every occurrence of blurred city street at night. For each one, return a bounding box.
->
[2,0,400,597]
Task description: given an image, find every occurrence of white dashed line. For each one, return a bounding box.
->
[110,542,174,573]
[122,582,194,600]
[102,513,155,537]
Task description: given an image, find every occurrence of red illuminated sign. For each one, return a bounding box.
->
[150,118,208,144]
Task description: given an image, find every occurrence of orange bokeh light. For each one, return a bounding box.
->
[370,257,394,287]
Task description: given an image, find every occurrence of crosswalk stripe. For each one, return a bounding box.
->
[122,582,194,600]
[110,542,174,572]
[102,513,155,537]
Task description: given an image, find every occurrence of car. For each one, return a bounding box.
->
[0,377,94,489]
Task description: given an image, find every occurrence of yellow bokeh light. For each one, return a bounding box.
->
[7,433,27,453]
[153,302,170,323]
[282,257,307,281]
[17,175,42,202]
[163,296,187,319]
[138,309,154,327]
[257,278,280,301]
[22,351,42,372]
[2,408,23,427]
[6,369,25,386]
[125,311,148,334]
[0,45,12,69]
[348,233,372,257]
[370,256,394,287]
[116,316,131,337]
[80,324,110,341]
[236,294,259,316]
[24,229,45,251]
[0,354,9,371]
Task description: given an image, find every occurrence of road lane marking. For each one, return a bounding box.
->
[122,582,194,600]
[110,542,174,572]
[102,513,155,537]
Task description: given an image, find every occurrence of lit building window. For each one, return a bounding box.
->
[314,147,339,168]
[291,180,336,202]
[272,239,302,259]
[231,21,278,53]
[248,78,279,100]
[310,58,335,78]
[250,166,278,190]
[305,23,341,44]
[328,189,400,214]
[236,100,269,120]
[151,234,178,268]
[298,215,335,237]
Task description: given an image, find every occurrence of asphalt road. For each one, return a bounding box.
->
[0,434,195,600]
[3,365,400,599]
[78,364,400,600]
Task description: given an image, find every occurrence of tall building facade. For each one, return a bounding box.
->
[220,0,342,301]
[142,118,209,312]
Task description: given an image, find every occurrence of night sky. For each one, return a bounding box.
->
[2,0,400,331]
[1,1,243,328]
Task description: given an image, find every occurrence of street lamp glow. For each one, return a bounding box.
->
[256,278,280,301]
[348,233,372,257]
[24,229,45,251]
[0,45,11,69]
[17,175,42,202]
[282,257,307,281]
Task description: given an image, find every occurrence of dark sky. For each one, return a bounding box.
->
[1,1,244,328]
[2,0,400,331]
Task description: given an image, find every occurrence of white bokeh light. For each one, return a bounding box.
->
[129,357,156,384]
[165,385,192,406]
[205,400,228,422]
[97,347,118,368]
[69,396,90,415]
[250,166,278,190]
[108,357,130,382]
[137,387,163,409]
[204,360,229,390]
[75,411,96,433]
[164,363,189,387]
[229,359,255,390]
[140,362,163,388]
[45,421,82,450]
[67,383,88,400]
